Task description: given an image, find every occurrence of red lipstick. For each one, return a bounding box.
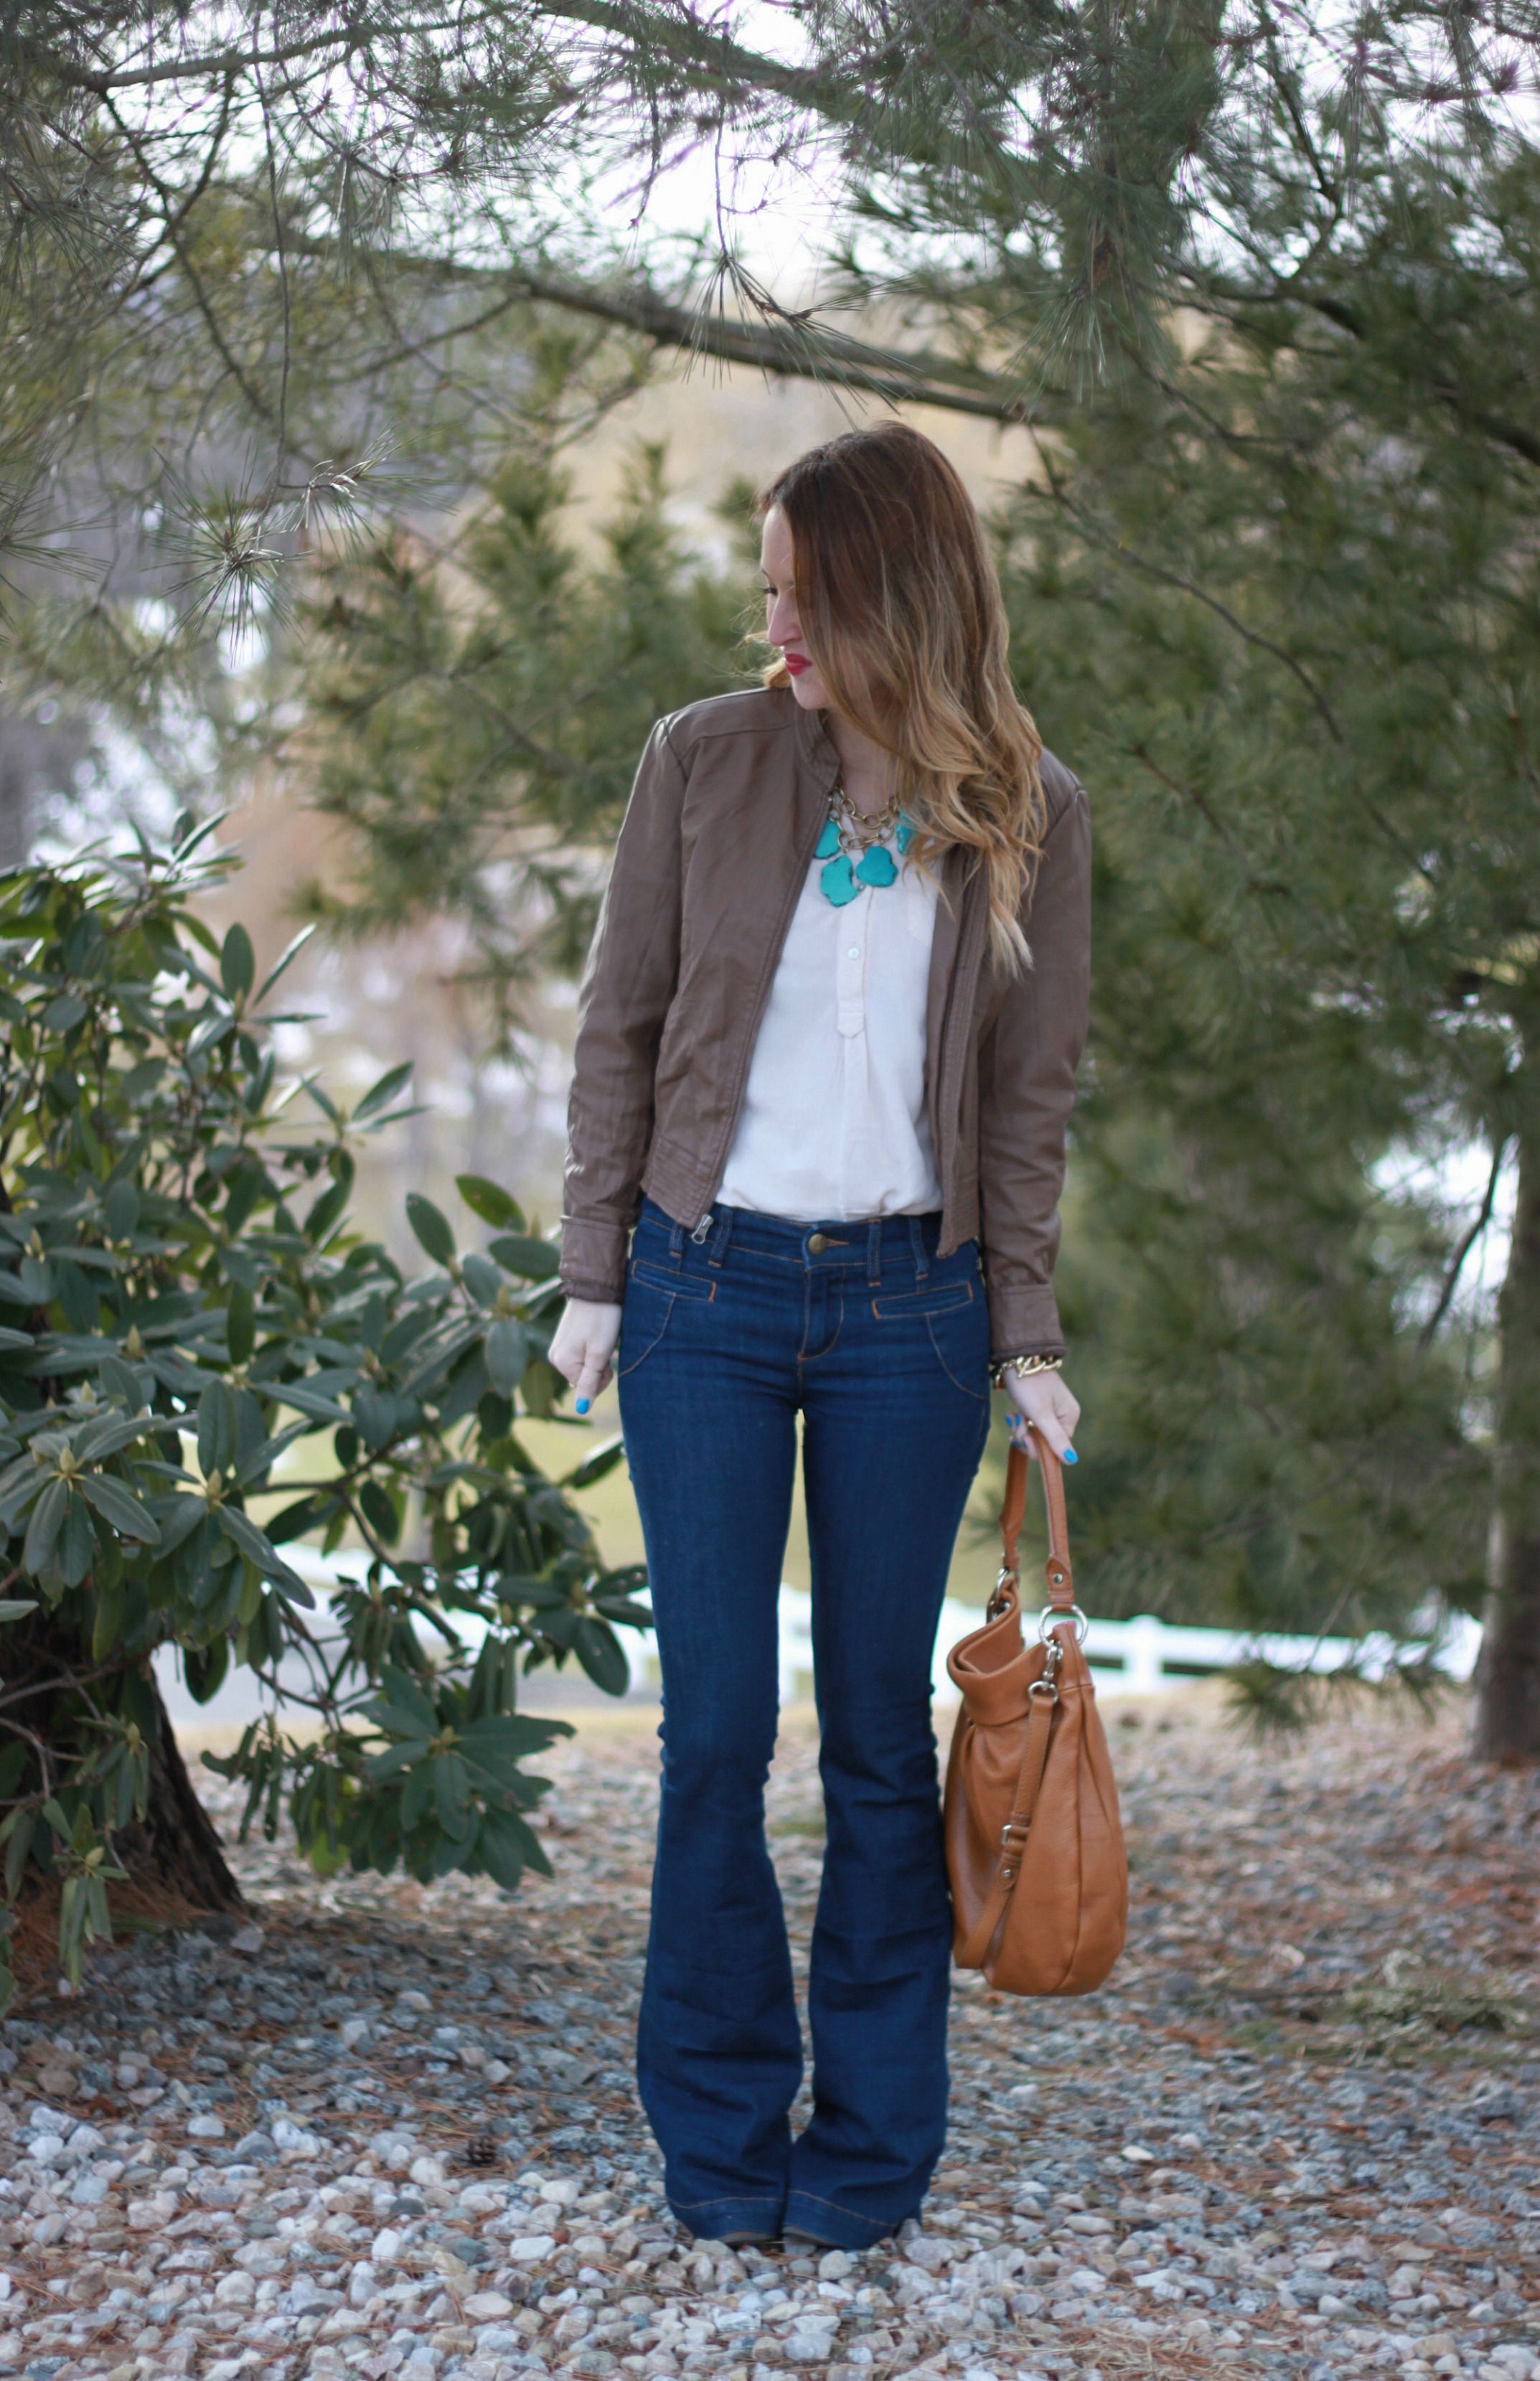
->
[783,652,810,676]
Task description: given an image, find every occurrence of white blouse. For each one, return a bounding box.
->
[716,829,942,1221]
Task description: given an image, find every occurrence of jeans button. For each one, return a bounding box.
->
[807,1231,829,1254]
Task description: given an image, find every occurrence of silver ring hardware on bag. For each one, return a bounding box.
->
[1038,1602,1089,1646]
[987,1566,1018,1622]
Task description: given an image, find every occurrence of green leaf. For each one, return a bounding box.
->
[227,1282,255,1366]
[484,1318,528,1398]
[215,1506,316,1607]
[232,1414,316,1488]
[4,1810,34,1899]
[305,1168,352,1245]
[253,924,316,1006]
[405,1193,456,1268]
[187,1010,235,1061]
[197,1379,239,1478]
[456,1175,527,1232]
[460,1252,502,1310]
[274,1381,352,1427]
[151,1495,207,1556]
[433,1751,473,1838]
[369,1665,438,1737]
[573,1615,629,1696]
[489,1233,560,1282]
[358,1477,401,1546]
[0,1600,37,1623]
[474,1811,526,1892]
[457,1711,574,1760]
[365,1739,428,1783]
[92,1579,125,1663]
[479,1805,553,1887]
[75,1413,157,1464]
[562,1435,626,1490]
[592,1594,654,1629]
[185,1636,230,1704]
[54,1259,98,1334]
[103,1179,140,1244]
[220,924,255,1002]
[98,1351,145,1408]
[352,1385,400,1450]
[22,1475,67,1576]
[400,1757,433,1831]
[353,1060,415,1122]
[77,1472,161,1544]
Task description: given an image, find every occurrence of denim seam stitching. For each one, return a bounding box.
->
[797,1283,844,1370]
[615,1285,680,1379]
[869,1282,974,1319]
[785,2187,894,2235]
[670,2194,784,2212]
[924,1308,989,1401]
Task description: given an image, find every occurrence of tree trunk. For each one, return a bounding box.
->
[116,1689,247,1916]
[1472,1123,1540,1761]
[6,1607,245,1916]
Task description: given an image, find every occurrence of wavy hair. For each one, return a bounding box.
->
[761,422,1044,970]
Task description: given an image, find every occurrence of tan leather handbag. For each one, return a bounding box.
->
[943,1425,1127,1995]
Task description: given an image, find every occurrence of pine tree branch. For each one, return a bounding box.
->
[43,11,505,93]
[273,234,1055,425]
[1028,443,1345,742]
[1418,1134,1511,1350]
[503,268,1043,423]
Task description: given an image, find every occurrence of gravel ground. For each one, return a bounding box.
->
[0,1686,1536,2381]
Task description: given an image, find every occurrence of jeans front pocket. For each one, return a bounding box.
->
[869,1270,987,1401]
[868,1279,975,1322]
[617,1258,715,1379]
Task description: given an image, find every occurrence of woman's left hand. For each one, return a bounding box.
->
[1003,1367,1080,1465]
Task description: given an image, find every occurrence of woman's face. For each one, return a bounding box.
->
[761,507,831,711]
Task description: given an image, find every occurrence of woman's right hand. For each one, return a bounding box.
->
[548,1297,624,1415]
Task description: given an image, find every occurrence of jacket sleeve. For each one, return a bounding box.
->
[975,772,1091,1358]
[558,720,685,1303]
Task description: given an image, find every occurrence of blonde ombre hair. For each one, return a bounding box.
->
[761,422,1045,971]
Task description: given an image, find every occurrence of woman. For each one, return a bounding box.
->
[550,422,1089,2252]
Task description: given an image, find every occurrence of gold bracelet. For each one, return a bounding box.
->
[990,1352,1064,1391]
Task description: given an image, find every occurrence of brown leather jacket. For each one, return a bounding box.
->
[559,687,1090,1356]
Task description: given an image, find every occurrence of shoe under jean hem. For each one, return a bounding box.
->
[617,1198,990,2245]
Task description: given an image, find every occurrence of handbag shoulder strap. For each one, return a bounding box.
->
[999,1429,1075,1612]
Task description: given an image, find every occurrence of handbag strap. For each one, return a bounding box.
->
[999,1429,1075,1611]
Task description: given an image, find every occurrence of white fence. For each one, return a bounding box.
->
[624,1592,1483,1709]
[156,1546,1483,1727]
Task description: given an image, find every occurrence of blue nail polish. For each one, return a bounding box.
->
[575,1396,590,1415]
[1062,1447,1077,1465]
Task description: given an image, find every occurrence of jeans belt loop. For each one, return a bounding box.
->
[867,1216,882,1288]
[707,1205,736,1269]
[909,1214,929,1281]
[668,1214,686,1262]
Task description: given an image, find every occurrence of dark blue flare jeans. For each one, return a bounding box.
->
[616,1197,991,2248]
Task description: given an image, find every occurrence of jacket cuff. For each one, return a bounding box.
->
[986,1282,1066,1363]
[558,1215,629,1307]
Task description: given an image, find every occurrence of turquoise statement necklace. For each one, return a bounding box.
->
[816,782,914,908]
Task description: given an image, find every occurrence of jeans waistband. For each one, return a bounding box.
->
[637,1196,954,1280]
